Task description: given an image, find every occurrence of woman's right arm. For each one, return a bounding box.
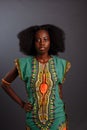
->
[0,66,32,111]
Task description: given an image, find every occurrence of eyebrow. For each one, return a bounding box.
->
[36,35,49,39]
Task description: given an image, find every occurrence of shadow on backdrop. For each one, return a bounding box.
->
[0,0,87,130]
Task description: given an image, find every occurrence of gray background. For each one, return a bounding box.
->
[0,0,87,130]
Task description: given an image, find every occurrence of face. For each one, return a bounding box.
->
[35,29,50,55]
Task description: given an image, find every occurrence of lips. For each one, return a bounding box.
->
[39,47,45,51]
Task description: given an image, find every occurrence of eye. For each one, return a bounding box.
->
[35,38,41,42]
[44,37,48,41]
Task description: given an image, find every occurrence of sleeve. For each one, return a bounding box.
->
[14,58,26,81]
[62,60,71,84]
[56,57,71,84]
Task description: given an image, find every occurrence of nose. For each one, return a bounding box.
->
[39,39,45,45]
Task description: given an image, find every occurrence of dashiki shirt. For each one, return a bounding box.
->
[15,55,71,130]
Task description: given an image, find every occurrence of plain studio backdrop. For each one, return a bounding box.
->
[0,0,87,130]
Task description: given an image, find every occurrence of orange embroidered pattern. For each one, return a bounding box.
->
[35,62,53,124]
[58,122,67,130]
[30,57,58,129]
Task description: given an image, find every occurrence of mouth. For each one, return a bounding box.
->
[39,47,45,51]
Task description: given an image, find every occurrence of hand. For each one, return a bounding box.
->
[23,102,33,112]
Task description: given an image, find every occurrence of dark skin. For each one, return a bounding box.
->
[35,29,50,59]
[1,29,63,112]
[1,67,32,112]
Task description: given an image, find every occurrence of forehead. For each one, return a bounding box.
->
[35,29,49,37]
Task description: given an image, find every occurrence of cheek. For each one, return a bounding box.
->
[46,42,50,49]
[35,43,40,52]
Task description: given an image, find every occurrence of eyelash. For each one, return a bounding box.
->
[36,38,48,42]
[44,38,48,41]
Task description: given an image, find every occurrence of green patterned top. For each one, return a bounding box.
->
[15,55,71,130]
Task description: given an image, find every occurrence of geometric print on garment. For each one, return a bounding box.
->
[30,57,58,130]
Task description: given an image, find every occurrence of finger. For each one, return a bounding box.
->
[25,107,32,112]
[24,105,33,111]
[27,102,32,106]
[27,103,32,106]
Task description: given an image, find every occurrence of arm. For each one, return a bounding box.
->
[1,66,32,111]
[59,84,63,99]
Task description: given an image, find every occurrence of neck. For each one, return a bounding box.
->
[36,53,51,63]
[36,53,49,60]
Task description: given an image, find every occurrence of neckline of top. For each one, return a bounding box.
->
[34,55,53,64]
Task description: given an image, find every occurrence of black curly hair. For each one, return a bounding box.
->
[17,24,65,56]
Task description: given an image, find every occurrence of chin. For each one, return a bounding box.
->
[38,51,46,55]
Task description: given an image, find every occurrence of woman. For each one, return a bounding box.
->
[1,24,71,130]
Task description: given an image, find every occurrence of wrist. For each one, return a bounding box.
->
[20,101,25,108]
